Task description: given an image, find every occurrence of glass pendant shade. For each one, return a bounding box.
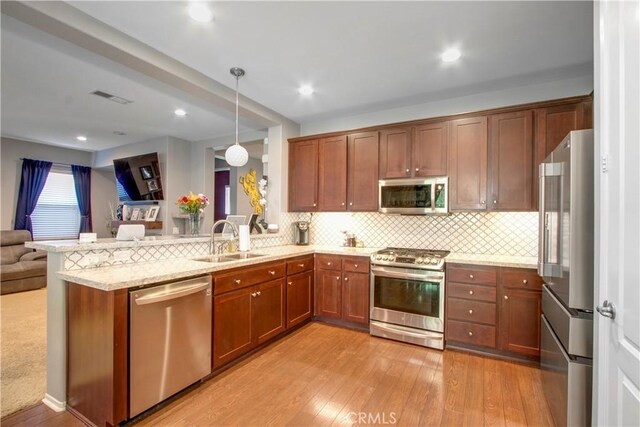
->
[225,143,248,167]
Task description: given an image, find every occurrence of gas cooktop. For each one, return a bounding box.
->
[370,247,450,270]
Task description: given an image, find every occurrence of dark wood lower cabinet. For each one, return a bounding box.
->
[315,268,342,319]
[213,278,286,369]
[499,287,542,357]
[67,283,128,427]
[286,270,313,328]
[342,272,369,325]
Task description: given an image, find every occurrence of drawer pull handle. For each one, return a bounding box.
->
[468,331,473,336]
[504,295,509,300]
[287,282,292,285]
[298,263,305,267]
[469,290,474,295]
[522,279,528,285]
[468,309,473,314]
[469,274,474,279]
[256,291,261,296]
[268,270,276,275]
[234,279,241,284]
[354,264,358,268]
[251,292,257,297]
[327,262,332,266]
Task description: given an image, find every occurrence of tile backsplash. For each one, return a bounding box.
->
[286,211,538,257]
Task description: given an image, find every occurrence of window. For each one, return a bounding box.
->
[31,168,80,240]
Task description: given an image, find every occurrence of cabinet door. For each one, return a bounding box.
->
[315,269,342,319]
[449,116,488,210]
[413,122,448,177]
[318,135,348,211]
[533,103,586,209]
[286,270,313,328]
[499,288,542,357]
[342,272,369,325]
[288,139,319,211]
[379,127,412,179]
[348,131,379,211]
[489,111,533,211]
[252,278,286,346]
[213,288,253,368]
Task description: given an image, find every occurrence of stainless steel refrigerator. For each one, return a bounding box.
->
[538,130,594,426]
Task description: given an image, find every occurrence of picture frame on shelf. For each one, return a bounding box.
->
[147,179,159,192]
[248,213,262,234]
[139,165,153,180]
[146,206,160,222]
[130,208,141,221]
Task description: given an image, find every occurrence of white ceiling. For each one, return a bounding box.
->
[1,1,593,152]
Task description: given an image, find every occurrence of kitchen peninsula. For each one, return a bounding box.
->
[28,235,536,426]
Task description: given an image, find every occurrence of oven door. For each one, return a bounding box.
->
[370,265,444,332]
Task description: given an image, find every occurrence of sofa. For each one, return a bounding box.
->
[1,230,47,295]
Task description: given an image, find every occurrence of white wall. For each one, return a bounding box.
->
[234,157,264,219]
[300,74,594,136]
[0,137,116,237]
[165,136,193,234]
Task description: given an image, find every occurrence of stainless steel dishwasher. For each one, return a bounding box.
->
[129,275,212,418]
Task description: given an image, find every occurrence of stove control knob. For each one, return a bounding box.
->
[386,255,394,261]
[416,257,423,264]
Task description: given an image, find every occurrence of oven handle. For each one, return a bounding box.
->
[371,265,444,281]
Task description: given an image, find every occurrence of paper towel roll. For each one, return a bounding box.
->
[238,225,250,252]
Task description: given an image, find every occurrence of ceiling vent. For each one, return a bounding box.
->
[90,90,133,105]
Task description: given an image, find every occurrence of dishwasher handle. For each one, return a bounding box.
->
[134,281,210,306]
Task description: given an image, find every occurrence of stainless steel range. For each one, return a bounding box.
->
[370,248,449,350]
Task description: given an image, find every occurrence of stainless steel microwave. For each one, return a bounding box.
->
[378,177,448,215]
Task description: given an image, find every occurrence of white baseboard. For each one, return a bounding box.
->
[42,394,66,412]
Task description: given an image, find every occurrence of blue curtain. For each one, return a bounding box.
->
[71,165,92,234]
[14,159,53,234]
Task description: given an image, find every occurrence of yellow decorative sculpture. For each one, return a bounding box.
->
[239,169,263,215]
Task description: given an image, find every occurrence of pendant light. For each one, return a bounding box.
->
[225,67,249,167]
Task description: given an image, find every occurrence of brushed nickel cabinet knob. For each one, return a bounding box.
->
[504,295,509,300]
[523,279,528,285]
[268,270,275,275]
[468,331,473,336]
[469,290,474,295]
[469,274,474,279]
[234,279,241,284]
[468,309,473,314]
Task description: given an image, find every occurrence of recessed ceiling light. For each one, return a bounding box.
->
[174,109,187,117]
[298,85,314,96]
[188,3,213,23]
[76,136,87,142]
[441,48,461,62]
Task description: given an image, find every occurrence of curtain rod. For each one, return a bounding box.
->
[19,158,86,168]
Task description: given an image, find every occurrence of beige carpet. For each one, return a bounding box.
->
[0,288,46,418]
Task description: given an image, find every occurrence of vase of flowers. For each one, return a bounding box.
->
[176,192,209,235]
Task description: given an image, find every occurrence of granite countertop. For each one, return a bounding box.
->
[57,245,378,291]
[447,253,537,269]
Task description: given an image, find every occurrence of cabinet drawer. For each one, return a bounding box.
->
[287,256,314,275]
[342,257,370,273]
[447,319,496,348]
[447,298,496,325]
[316,254,342,270]
[447,265,497,286]
[500,268,543,290]
[214,262,286,295]
[447,283,496,302]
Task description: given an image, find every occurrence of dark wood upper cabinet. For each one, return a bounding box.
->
[348,131,379,211]
[379,127,412,179]
[489,111,534,211]
[318,135,348,211]
[289,139,319,212]
[413,122,449,177]
[286,270,313,329]
[449,116,488,210]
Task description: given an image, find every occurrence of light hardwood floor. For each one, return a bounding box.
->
[1,322,554,426]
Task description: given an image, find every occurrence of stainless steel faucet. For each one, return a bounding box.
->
[210,220,239,255]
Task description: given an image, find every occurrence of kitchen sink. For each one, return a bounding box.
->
[192,255,237,263]
[223,253,266,260]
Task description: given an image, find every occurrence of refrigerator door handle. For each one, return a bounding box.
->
[538,164,546,276]
[539,162,564,278]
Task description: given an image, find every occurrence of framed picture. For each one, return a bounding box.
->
[130,208,141,221]
[222,215,246,235]
[145,206,160,222]
[147,179,159,192]
[139,165,153,180]
[248,213,262,234]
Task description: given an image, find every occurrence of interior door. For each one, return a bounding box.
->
[593,1,640,425]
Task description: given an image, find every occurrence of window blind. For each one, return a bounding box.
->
[31,169,80,240]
